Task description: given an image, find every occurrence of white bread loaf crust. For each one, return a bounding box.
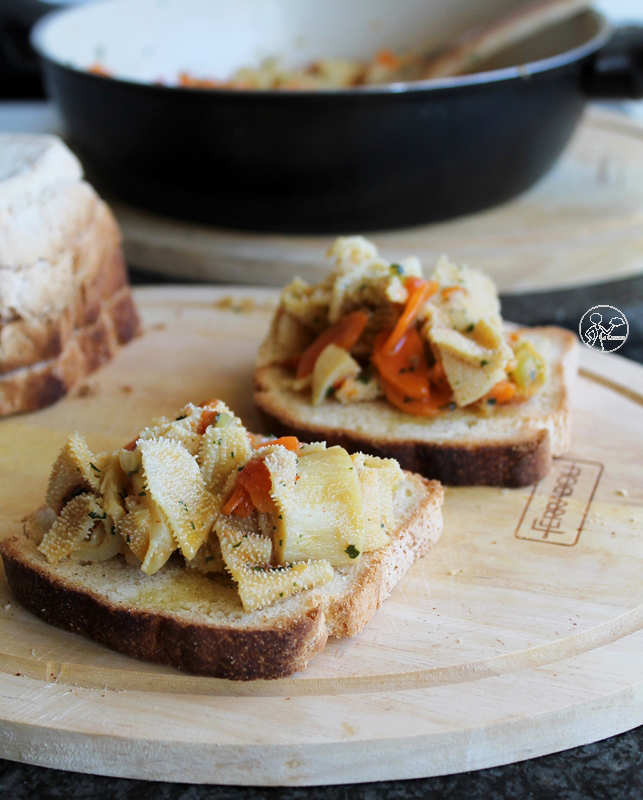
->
[0,135,95,322]
[0,134,140,412]
[0,199,128,373]
[255,327,578,488]
[0,474,443,680]
[0,283,139,417]
[0,134,82,213]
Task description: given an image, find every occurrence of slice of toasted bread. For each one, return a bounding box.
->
[255,326,578,488]
[0,473,442,681]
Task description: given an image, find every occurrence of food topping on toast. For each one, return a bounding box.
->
[30,399,405,611]
[257,236,547,415]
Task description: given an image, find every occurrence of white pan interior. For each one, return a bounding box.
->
[32,0,604,87]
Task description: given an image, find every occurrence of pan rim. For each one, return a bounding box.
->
[31,4,611,97]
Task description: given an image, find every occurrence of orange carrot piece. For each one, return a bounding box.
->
[430,360,452,395]
[296,311,369,379]
[384,280,438,354]
[371,329,430,401]
[87,63,111,76]
[237,459,276,514]
[221,483,254,517]
[440,286,467,300]
[257,436,300,452]
[197,409,219,435]
[486,380,517,404]
[382,378,452,417]
[404,276,426,294]
[123,438,137,452]
[376,49,400,68]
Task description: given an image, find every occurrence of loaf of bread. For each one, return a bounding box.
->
[0,134,140,415]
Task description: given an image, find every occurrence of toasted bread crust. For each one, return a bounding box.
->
[0,536,327,680]
[0,285,140,416]
[254,327,577,488]
[255,404,552,488]
[0,476,442,680]
[325,478,443,636]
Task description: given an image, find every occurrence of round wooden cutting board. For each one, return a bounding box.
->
[114,110,643,295]
[0,286,642,785]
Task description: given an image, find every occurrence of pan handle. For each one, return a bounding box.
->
[583,25,643,99]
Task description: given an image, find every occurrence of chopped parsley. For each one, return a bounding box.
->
[480,359,489,367]
[390,263,404,275]
[138,491,146,496]
[190,521,195,530]
[466,323,475,333]
[232,541,242,548]
[326,385,336,398]
[89,462,100,473]
[345,544,360,559]
[357,372,370,384]
[175,414,187,421]
[88,510,107,520]
[205,556,214,563]
[487,397,497,405]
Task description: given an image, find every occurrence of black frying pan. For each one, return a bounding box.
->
[24,0,643,233]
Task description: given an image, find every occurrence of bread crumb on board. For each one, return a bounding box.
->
[214,295,277,313]
[615,488,629,497]
[76,383,97,398]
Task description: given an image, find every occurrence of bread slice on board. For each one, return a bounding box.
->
[255,327,578,488]
[0,474,443,681]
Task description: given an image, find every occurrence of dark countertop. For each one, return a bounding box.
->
[1,270,643,799]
